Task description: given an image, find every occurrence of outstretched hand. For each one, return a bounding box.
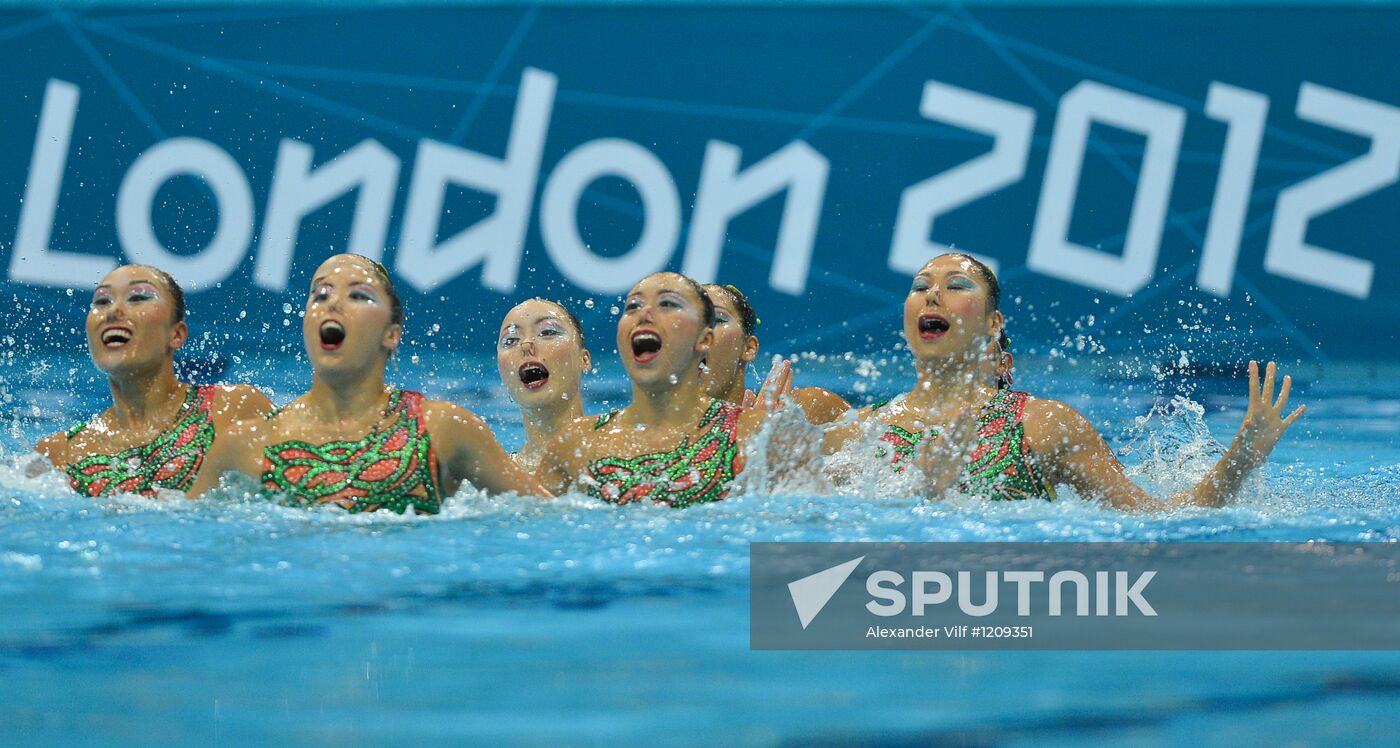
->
[1233,360,1305,469]
[753,358,794,415]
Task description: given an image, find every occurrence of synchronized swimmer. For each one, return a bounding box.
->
[33,251,1304,513]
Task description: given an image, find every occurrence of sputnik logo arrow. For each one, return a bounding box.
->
[787,556,865,629]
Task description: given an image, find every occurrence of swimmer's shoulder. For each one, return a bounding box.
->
[856,394,904,423]
[221,410,279,454]
[418,398,494,444]
[537,414,600,467]
[208,384,275,425]
[41,409,112,463]
[558,412,602,446]
[34,431,69,467]
[791,386,851,425]
[1019,394,1100,457]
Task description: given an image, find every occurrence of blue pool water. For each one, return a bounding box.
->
[2,352,1400,744]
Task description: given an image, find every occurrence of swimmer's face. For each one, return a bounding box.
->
[904,255,1002,365]
[700,285,758,400]
[617,273,713,389]
[497,299,590,409]
[86,265,187,376]
[303,254,400,373]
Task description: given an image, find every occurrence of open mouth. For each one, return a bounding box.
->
[100,326,133,349]
[518,361,550,390]
[918,314,950,340]
[319,320,347,350]
[630,330,663,363]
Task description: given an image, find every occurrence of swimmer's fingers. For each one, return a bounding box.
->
[772,361,794,409]
[1274,374,1292,413]
[1247,360,1260,405]
[757,360,793,410]
[1283,404,1306,428]
[741,390,758,410]
[1261,361,1277,405]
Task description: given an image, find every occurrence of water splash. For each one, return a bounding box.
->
[1118,394,1227,496]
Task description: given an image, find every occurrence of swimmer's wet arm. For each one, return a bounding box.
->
[1024,399,1160,511]
[1179,360,1305,508]
[818,407,869,456]
[1029,361,1303,510]
[426,404,553,499]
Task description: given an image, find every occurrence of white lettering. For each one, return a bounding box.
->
[1264,82,1396,299]
[10,79,117,288]
[1028,81,1185,296]
[1003,570,1044,616]
[910,570,951,615]
[890,81,1035,275]
[116,137,255,288]
[255,139,400,291]
[1096,570,1110,616]
[684,140,829,294]
[865,570,906,616]
[396,67,557,293]
[1199,83,1269,297]
[1048,570,1090,616]
[1116,570,1157,616]
[957,571,998,617]
[541,139,681,293]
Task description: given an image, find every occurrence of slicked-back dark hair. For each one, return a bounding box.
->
[705,284,758,337]
[130,265,186,324]
[935,252,1001,314]
[634,272,716,328]
[534,298,587,350]
[347,254,404,325]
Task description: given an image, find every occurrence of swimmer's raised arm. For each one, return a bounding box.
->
[1027,360,1304,511]
[423,402,553,499]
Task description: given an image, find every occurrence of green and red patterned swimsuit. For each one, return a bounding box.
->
[873,389,1054,501]
[63,384,217,497]
[581,399,743,507]
[261,389,443,514]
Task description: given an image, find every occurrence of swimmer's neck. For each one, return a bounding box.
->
[305,369,391,427]
[519,397,584,457]
[626,371,711,429]
[904,358,986,410]
[713,369,747,405]
[106,361,184,430]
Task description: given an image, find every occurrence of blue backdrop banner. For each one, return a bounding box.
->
[2,5,1397,363]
